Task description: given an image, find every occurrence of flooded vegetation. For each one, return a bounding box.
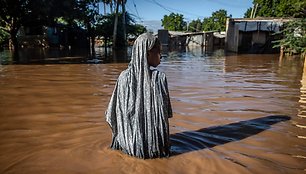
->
[0,48,305,173]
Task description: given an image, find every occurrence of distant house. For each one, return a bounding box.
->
[225,18,292,53]
[18,24,88,48]
[158,29,225,51]
[18,25,48,47]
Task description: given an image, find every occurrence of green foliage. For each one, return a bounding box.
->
[0,28,9,45]
[0,10,9,45]
[186,9,231,32]
[128,24,147,38]
[161,13,187,31]
[0,0,80,49]
[0,0,79,27]
[273,19,306,55]
[188,19,202,32]
[96,12,147,46]
[96,14,114,39]
[0,0,31,49]
[248,0,306,18]
[0,0,28,32]
[202,9,231,31]
[76,0,100,29]
[0,0,147,49]
[244,8,253,18]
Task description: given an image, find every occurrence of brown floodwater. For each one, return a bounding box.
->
[0,48,305,174]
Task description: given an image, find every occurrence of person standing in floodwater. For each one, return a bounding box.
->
[105,33,173,159]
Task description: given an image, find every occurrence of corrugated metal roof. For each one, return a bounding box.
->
[229,18,295,32]
[237,21,283,32]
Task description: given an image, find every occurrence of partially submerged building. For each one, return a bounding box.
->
[225,18,292,53]
[158,29,225,51]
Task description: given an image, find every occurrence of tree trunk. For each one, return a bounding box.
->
[104,36,108,58]
[110,0,113,13]
[10,30,19,61]
[122,0,126,46]
[91,35,96,57]
[10,29,19,51]
[103,1,106,15]
[112,1,120,48]
[87,23,95,57]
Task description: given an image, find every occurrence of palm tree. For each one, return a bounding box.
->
[109,0,113,13]
[112,0,126,48]
[112,0,120,48]
[102,0,113,15]
[122,0,126,46]
[103,0,107,15]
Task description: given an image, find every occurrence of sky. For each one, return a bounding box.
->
[104,0,254,32]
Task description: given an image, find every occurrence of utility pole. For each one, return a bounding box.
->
[251,3,258,18]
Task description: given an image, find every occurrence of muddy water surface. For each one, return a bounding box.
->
[0,49,305,174]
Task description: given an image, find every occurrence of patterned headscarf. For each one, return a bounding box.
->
[106,33,172,158]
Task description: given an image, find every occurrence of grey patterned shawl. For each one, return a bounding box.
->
[106,33,172,159]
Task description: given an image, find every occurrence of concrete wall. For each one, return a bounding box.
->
[225,18,288,53]
[186,33,216,48]
[158,29,169,47]
[187,34,204,46]
[252,32,266,45]
[158,30,223,52]
[225,19,239,52]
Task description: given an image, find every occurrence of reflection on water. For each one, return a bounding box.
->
[298,58,306,146]
[0,47,132,65]
[0,48,305,173]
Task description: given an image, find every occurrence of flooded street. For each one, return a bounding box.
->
[0,48,305,173]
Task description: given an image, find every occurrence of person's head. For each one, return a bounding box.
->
[129,33,161,70]
[147,38,161,67]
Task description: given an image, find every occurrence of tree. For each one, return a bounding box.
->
[188,19,202,32]
[0,27,9,47]
[244,7,253,18]
[202,9,231,31]
[273,18,306,56]
[0,0,146,53]
[196,21,202,32]
[122,0,126,47]
[0,0,78,50]
[127,23,147,38]
[49,0,79,25]
[76,0,101,55]
[0,0,30,50]
[161,13,187,31]
[202,17,214,31]
[112,0,128,48]
[97,12,146,47]
[246,0,306,18]
[112,0,120,48]
[102,0,112,15]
